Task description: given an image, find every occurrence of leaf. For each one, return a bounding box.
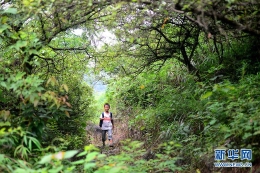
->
[46,76,58,86]
[72,160,85,165]
[88,0,93,6]
[64,150,78,159]
[85,152,99,162]
[14,40,28,50]
[0,82,7,88]
[39,154,52,164]
[29,139,32,151]
[18,31,27,39]
[65,111,70,117]
[29,136,41,149]
[209,119,216,125]
[253,130,260,135]
[22,0,33,6]
[0,121,11,126]
[0,24,10,34]
[63,84,69,92]
[107,166,124,173]
[4,110,10,120]
[14,145,23,157]
[23,135,28,146]
[21,147,30,159]
[65,102,72,108]
[84,163,96,170]
[77,151,87,157]
[3,8,17,14]
[97,154,106,159]
[15,72,25,80]
[33,99,39,107]
[49,166,63,172]
[84,144,99,152]
[200,91,212,100]
[13,168,28,173]
[224,133,232,139]
[242,133,252,140]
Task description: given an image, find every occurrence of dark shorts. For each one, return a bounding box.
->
[102,129,112,141]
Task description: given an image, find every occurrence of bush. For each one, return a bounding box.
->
[0,140,182,173]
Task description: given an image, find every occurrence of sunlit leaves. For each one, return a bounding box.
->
[39,150,78,164]
[0,110,10,121]
[200,91,212,100]
[84,144,100,153]
[46,76,59,87]
[60,84,69,93]
[137,84,144,90]
[64,111,70,118]
[22,0,35,6]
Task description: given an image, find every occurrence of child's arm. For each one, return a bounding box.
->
[111,119,114,129]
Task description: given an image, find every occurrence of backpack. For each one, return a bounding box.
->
[99,112,113,127]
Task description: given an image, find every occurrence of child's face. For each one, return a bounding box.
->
[104,105,110,112]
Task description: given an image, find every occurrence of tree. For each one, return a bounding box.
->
[93,0,260,80]
[0,0,108,153]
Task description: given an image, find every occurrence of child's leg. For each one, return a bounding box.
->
[102,130,107,146]
[108,129,113,146]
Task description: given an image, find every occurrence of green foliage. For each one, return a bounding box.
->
[200,75,260,156]
[1,0,260,172]
[1,1,95,168]
[0,72,71,139]
[0,141,181,173]
[106,60,201,142]
[105,48,260,171]
[218,37,260,80]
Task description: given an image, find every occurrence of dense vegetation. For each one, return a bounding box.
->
[1,0,260,172]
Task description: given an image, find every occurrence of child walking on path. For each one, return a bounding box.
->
[99,103,114,147]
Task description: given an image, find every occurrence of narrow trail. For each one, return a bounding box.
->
[86,118,129,156]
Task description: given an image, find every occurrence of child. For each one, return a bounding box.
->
[99,103,114,147]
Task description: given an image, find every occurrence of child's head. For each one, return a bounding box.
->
[104,103,110,112]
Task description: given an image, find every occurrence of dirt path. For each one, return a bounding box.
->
[86,118,128,156]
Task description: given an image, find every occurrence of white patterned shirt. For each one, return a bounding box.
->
[100,112,112,130]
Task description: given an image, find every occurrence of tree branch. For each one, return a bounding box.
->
[48,46,89,51]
